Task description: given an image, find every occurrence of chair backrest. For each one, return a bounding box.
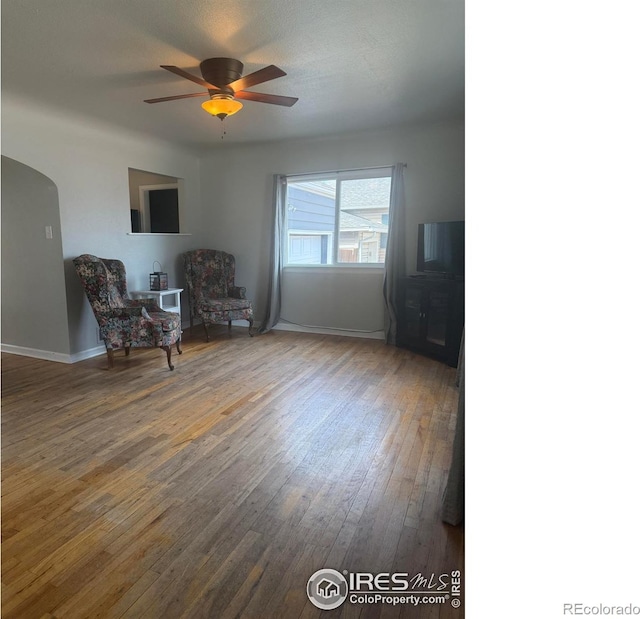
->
[183,250,236,305]
[73,254,128,322]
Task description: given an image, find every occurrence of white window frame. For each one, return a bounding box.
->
[283,166,392,269]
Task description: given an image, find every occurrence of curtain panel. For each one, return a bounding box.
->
[257,174,286,334]
[442,331,465,525]
[382,163,407,345]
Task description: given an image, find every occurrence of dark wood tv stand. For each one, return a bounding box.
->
[396,274,464,367]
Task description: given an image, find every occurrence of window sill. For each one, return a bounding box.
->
[284,264,385,272]
[127,233,192,236]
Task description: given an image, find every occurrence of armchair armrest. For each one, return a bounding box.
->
[108,306,145,319]
[126,299,163,312]
[229,286,247,299]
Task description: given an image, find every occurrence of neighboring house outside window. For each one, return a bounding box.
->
[285,168,392,266]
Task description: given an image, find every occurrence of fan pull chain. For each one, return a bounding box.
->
[220,120,227,141]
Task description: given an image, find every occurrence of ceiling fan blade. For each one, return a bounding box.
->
[228,65,286,93]
[144,92,209,104]
[234,90,298,107]
[160,65,220,90]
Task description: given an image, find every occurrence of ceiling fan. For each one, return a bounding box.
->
[144,57,298,120]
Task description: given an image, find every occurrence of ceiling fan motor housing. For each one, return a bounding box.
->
[200,58,244,94]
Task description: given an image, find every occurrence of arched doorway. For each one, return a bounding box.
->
[1,156,71,358]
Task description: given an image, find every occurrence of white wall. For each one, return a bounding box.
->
[1,94,204,356]
[199,121,465,332]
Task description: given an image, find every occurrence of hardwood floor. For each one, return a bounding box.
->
[1,328,464,618]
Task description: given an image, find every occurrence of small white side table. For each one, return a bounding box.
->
[130,288,183,323]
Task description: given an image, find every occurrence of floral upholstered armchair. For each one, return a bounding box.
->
[73,254,182,370]
[183,249,254,341]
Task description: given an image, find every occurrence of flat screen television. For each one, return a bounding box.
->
[417,221,465,277]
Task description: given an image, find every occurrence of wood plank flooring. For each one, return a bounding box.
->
[1,327,464,618]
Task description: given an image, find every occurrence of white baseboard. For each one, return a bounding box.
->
[1,343,73,364]
[69,346,106,363]
[1,343,105,364]
[272,322,385,340]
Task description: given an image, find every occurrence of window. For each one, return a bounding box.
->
[284,168,392,266]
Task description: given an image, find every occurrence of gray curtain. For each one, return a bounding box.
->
[442,331,465,525]
[258,174,286,333]
[382,163,407,345]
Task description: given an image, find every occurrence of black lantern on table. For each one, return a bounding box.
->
[149,261,168,290]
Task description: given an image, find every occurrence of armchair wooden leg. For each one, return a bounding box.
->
[202,323,210,342]
[248,318,254,337]
[106,347,115,369]
[162,346,174,371]
[176,338,182,355]
[124,345,131,357]
[228,320,232,331]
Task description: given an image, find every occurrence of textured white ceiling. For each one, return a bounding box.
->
[1,0,464,149]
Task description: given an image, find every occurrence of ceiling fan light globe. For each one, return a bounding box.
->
[201,97,243,120]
